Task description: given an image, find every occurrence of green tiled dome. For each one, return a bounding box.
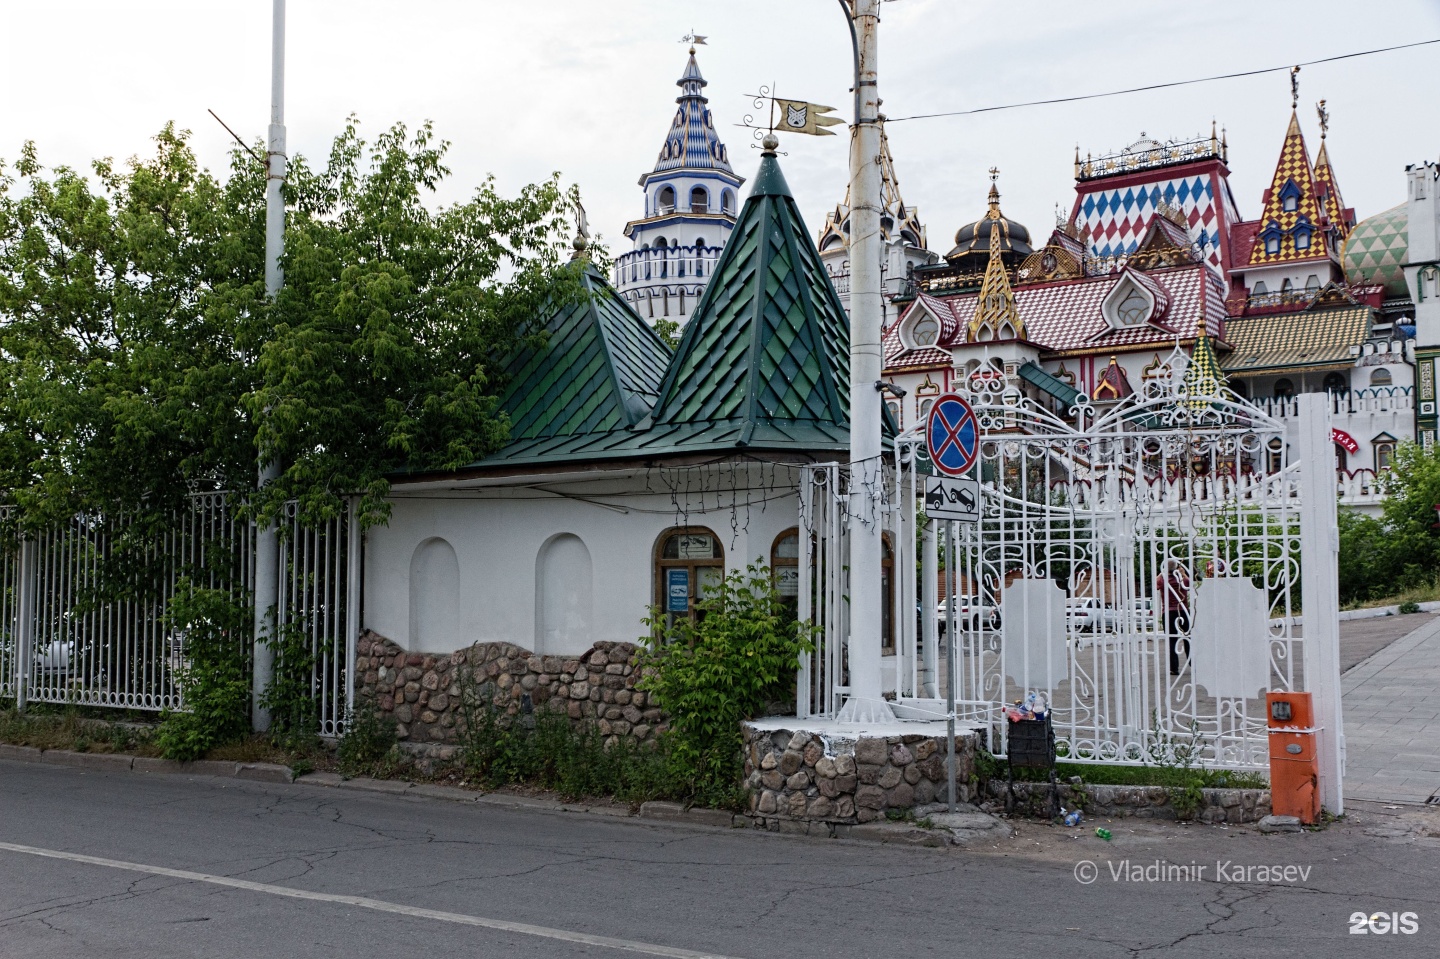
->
[1343,203,1408,297]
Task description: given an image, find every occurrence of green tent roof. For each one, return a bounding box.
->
[496,261,671,442]
[464,151,852,471]
[644,152,850,447]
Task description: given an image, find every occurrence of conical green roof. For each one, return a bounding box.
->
[645,152,850,448]
[495,261,671,447]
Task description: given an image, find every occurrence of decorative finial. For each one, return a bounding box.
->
[761,132,779,154]
[1290,65,1300,110]
[987,167,1001,217]
[681,31,707,55]
[1317,98,1330,140]
[989,166,1000,182]
[1220,126,1228,162]
[1074,144,1081,178]
[570,200,590,260]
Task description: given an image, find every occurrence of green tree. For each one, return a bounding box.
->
[0,119,587,533]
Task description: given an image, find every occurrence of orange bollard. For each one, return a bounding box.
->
[1267,691,1321,825]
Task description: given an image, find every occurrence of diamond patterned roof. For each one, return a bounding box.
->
[1312,141,1352,237]
[884,263,1223,366]
[1246,112,1330,266]
[1343,203,1408,297]
[651,51,734,175]
[647,152,849,443]
[497,261,672,443]
[1183,334,1226,396]
[1219,304,1372,375]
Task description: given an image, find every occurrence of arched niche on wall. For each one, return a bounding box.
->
[409,537,460,651]
[535,533,594,656]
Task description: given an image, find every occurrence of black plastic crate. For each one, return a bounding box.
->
[1007,716,1055,769]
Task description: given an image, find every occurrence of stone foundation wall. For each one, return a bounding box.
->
[743,724,982,826]
[356,630,665,748]
[990,781,1272,823]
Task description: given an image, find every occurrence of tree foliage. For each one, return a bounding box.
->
[1338,441,1440,604]
[0,119,585,531]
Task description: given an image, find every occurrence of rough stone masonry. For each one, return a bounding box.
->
[355,631,664,752]
[742,724,983,826]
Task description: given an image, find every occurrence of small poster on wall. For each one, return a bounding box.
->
[667,568,690,612]
[676,534,714,559]
[776,567,799,597]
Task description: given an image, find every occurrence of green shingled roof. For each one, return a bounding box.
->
[463,151,852,471]
[497,261,671,441]
[646,153,850,446]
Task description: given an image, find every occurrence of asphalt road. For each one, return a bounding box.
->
[2,760,1439,958]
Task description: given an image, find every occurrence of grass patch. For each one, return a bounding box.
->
[1340,576,1440,611]
[0,706,162,756]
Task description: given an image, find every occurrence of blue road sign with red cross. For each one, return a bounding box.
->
[927,393,979,477]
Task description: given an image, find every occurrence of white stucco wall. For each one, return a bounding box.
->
[364,483,801,657]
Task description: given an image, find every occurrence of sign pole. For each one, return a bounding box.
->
[946,519,957,814]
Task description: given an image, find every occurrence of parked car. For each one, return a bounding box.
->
[1066,597,1118,633]
[936,596,1000,633]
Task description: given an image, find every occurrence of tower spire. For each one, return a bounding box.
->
[969,171,1023,341]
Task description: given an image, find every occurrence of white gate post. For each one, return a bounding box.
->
[14,538,35,713]
[1297,393,1345,814]
[920,516,938,698]
[344,497,361,720]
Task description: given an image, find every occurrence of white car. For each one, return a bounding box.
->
[936,597,1000,633]
[1066,597,1118,633]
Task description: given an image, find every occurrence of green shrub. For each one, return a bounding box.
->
[455,687,676,802]
[259,614,319,752]
[336,693,399,777]
[637,562,815,807]
[155,583,252,761]
[1400,600,1422,614]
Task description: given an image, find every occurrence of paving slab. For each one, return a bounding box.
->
[1342,613,1440,803]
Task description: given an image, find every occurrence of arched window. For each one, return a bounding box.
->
[657,186,676,213]
[1282,195,1298,213]
[1374,436,1397,471]
[655,528,724,626]
[721,189,734,214]
[911,314,939,346]
[690,186,708,213]
[918,398,934,424]
[409,538,459,650]
[535,534,592,656]
[1370,367,1393,387]
[885,400,901,427]
[771,529,800,616]
[1116,287,1149,325]
[1265,236,1281,255]
[695,237,706,249]
[1323,372,1348,394]
[1295,229,1312,251]
[1252,280,1269,295]
[1274,378,1295,399]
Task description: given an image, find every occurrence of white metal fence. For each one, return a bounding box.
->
[800,364,1342,776]
[0,493,357,734]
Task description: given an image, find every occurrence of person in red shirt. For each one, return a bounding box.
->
[1155,559,1192,676]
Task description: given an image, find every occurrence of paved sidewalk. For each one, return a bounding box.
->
[1342,612,1440,804]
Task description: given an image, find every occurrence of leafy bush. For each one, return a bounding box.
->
[154,583,252,761]
[336,693,399,777]
[259,614,318,751]
[637,562,815,806]
[455,690,676,803]
[1400,600,1422,614]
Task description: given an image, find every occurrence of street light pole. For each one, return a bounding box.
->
[837,0,893,723]
[253,0,286,731]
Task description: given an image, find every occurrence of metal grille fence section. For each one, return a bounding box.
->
[276,500,357,736]
[799,364,1334,773]
[3,495,253,712]
[1,495,357,732]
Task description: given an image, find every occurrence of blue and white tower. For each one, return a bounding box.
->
[614,47,744,328]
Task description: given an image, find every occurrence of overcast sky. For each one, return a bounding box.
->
[5,1,1439,259]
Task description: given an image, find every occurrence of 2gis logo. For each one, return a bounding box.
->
[1348,911,1419,935]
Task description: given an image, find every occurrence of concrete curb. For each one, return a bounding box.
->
[0,746,294,784]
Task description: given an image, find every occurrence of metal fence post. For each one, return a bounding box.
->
[14,538,35,713]
[344,497,361,722]
[1297,393,1345,815]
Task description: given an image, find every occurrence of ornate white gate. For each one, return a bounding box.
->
[800,358,1344,784]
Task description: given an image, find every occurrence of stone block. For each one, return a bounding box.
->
[834,754,856,776]
[890,744,914,766]
[758,791,778,814]
[834,774,857,794]
[854,738,887,766]
[818,777,840,799]
[787,792,809,817]
[785,771,810,791]
[856,785,887,810]
[760,752,778,771]
[887,782,915,808]
[815,757,837,779]
[834,797,856,819]
[803,741,824,767]
[856,764,884,786]
[761,770,784,791]
[807,797,835,819]
[877,766,903,789]
[779,751,804,776]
